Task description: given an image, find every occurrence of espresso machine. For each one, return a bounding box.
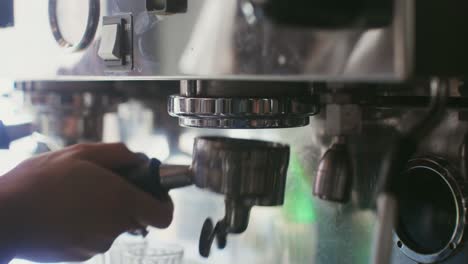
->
[1,0,468,263]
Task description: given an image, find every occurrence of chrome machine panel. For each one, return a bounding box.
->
[0,0,413,81]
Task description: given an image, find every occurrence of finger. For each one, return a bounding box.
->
[67,143,142,169]
[130,188,174,229]
[76,161,174,229]
[83,236,115,255]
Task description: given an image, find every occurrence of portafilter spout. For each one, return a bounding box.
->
[122,136,290,258]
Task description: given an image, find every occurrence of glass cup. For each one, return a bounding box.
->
[121,243,184,264]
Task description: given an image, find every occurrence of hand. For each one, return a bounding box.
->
[0,143,173,263]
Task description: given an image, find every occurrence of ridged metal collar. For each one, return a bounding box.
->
[168,95,319,129]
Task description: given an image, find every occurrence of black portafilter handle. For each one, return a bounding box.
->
[119,154,171,202]
[118,154,194,237]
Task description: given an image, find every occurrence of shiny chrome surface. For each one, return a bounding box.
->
[177,117,310,129]
[192,136,289,204]
[313,141,353,203]
[0,0,413,81]
[169,80,318,129]
[159,164,193,190]
[159,136,290,204]
[168,96,317,129]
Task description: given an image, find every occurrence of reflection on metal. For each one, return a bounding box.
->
[313,140,353,203]
[0,0,416,81]
[178,0,410,81]
[49,0,100,51]
[159,164,193,189]
[168,81,319,129]
[1,0,468,80]
[169,96,316,128]
[263,0,393,28]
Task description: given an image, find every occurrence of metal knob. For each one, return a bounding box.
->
[313,141,353,203]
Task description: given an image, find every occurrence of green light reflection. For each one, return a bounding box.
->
[282,153,317,223]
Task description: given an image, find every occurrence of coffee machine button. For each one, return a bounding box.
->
[98,23,122,61]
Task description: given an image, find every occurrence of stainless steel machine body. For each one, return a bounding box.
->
[0,0,466,81]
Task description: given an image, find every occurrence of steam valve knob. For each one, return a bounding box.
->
[313,142,353,203]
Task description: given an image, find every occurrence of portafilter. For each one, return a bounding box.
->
[121,136,290,257]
